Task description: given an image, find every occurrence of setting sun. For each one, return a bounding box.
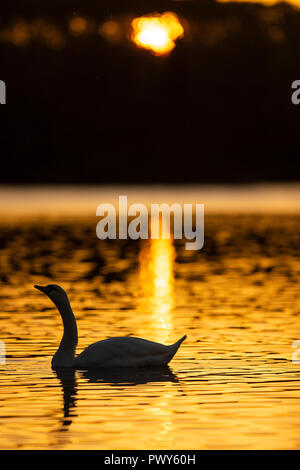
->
[131,12,184,55]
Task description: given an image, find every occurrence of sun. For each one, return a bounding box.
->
[131,12,184,55]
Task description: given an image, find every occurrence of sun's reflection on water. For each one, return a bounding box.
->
[138,231,175,343]
[137,233,176,448]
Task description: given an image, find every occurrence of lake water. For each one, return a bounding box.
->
[1,190,300,449]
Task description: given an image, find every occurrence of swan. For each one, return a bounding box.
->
[34,284,187,368]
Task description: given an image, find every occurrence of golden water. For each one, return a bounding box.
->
[1,215,300,449]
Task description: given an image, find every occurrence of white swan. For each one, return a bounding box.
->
[34,284,187,368]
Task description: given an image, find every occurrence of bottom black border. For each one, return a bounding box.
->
[0,450,297,466]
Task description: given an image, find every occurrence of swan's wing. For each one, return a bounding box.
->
[74,336,170,367]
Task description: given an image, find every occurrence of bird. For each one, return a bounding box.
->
[34,284,187,369]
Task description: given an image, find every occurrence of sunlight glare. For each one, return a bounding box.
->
[131,12,184,55]
[138,219,175,342]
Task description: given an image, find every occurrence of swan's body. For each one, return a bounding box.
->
[34,284,186,369]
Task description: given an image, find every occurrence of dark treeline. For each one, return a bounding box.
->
[0,0,300,183]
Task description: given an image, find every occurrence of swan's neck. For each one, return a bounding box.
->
[52,299,78,368]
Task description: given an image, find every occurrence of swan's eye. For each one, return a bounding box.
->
[48,285,58,293]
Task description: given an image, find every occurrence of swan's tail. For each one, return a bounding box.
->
[172,334,187,349]
[165,335,187,365]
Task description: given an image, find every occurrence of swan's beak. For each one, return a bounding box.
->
[34,285,47,293]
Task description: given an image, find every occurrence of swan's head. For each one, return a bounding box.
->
[34,284,69,306]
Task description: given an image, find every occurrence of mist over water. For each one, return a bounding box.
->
[1,202,300,449]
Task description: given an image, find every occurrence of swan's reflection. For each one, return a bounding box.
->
[53,366,178,431]
[53,368,78,429]
[79,366,178,385]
